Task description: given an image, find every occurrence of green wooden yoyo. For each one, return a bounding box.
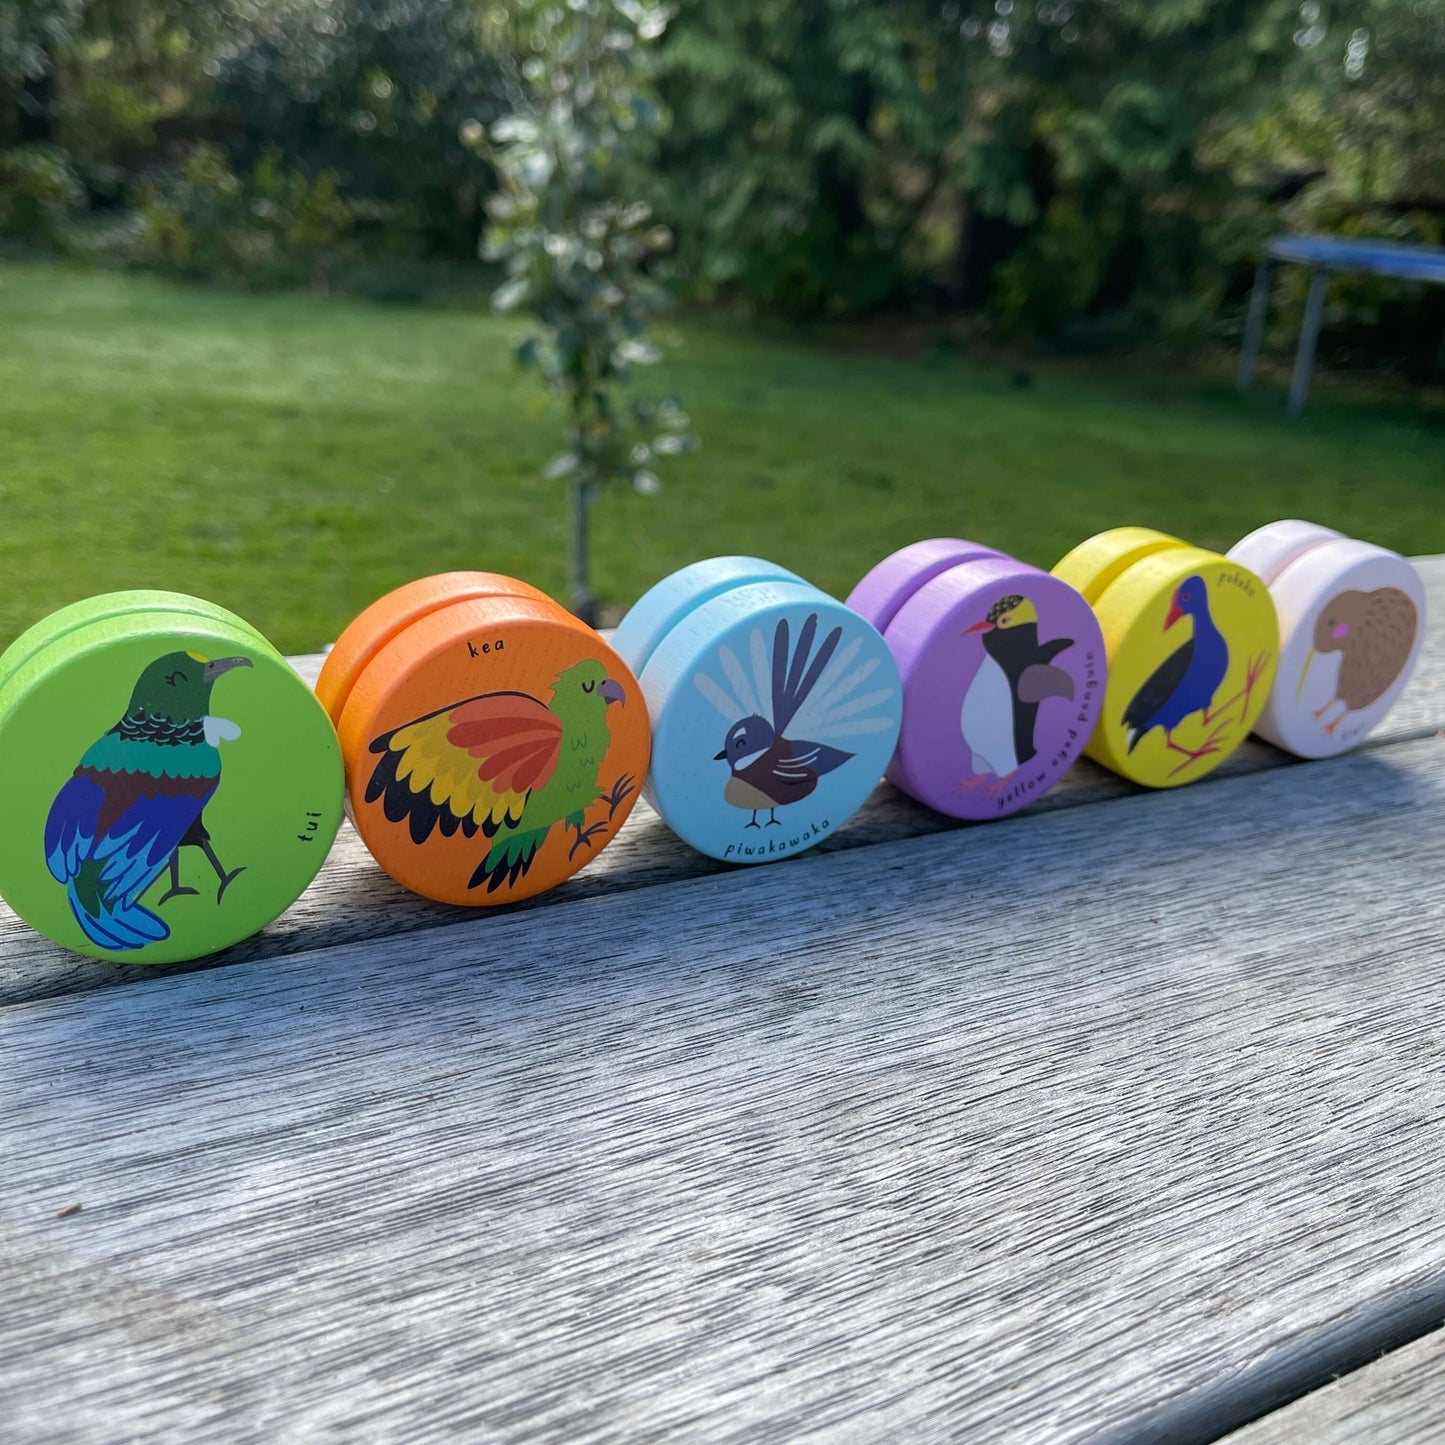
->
[0,591,344,963]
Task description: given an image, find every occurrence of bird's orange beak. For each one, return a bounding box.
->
[1164,600,1183,631]
[963,620,993,635]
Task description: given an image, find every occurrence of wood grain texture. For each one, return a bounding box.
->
[1,555,1441,1010]
[1228,1329,1445,1443]
[3,733,1445,1443]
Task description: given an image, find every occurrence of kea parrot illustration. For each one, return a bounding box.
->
[44,651,253,951]
[364,658,635,892]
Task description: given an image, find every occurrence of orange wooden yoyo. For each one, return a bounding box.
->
[317,572,650,906]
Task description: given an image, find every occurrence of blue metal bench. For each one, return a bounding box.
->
[1237,234,1445,415]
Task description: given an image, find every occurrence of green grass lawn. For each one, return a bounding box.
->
[1,258,1441,655]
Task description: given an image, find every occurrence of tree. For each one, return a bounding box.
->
[212,0,506,257]
[479,0,694,624]
[652,0,1308,327]
[1205,0,1445,375]
[1,0,83,143]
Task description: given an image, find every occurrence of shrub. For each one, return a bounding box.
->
[130,143,355,292]
[0,144,84,246]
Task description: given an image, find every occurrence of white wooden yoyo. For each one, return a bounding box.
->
[848,539,1105,819]
[1228,520,1426,757]
[612,557,902,863]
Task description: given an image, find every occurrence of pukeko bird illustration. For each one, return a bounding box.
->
[44,650,252,951]
[1121,576,1268,777]
[365,659,635,892]
[960,594,1075,781]
[1297,587,1418,736]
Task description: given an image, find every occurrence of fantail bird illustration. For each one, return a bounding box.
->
[365,659,634,891]
[960,594,1074,778]
[1297,586,1418,735]
[44,651,252,950]
[713,614,853,828]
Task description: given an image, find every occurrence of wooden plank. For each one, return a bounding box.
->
[1228,1329,1445,1443]
[3,733,1445,1443]
[2,557,1442,1011]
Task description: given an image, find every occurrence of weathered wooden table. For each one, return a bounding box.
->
[5,559,1445,1444]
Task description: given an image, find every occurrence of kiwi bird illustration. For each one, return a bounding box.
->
[1298,587,1418,735]
[960,595,1074,777]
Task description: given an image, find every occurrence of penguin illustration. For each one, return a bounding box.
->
[960,595,1075,778]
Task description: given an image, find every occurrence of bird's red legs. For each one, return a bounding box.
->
[1313,697,1348,728]
[955,772,1013,798]
[570,774,639,858]
[1202,653,1271,728]
[1321,705,1352,738]
[1165,721,1229,778]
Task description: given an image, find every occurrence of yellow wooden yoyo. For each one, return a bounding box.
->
[1052,529,1279,787]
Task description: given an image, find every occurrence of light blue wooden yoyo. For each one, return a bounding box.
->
[613,558,903,863]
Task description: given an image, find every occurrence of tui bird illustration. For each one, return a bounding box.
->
[960,594,1074,779]
[1297,587,1418,736]
[713,614,854,828]
[365,658,635,892]
[1121,575,1267,777]
[44,651,252,951]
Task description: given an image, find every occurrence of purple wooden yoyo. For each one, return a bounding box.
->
[847,539,1107,819]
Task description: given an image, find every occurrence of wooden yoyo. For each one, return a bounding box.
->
[1228,520,1425,758]
[612,557,902,863]
[847,539,1106,819]
[0,590,343,963]
[1051,528,1280,788]
[316,572,649,905]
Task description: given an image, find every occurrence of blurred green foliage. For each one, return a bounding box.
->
[129,143,354,291]
[0,0,1442,371]
[0,141,83,241]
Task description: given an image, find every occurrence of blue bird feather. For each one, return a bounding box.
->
[46,765,217,949]
[1122,575,1230,750]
